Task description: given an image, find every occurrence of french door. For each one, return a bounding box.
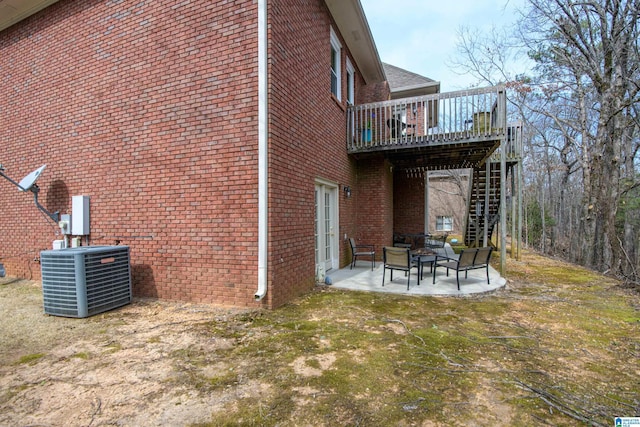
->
[315,181,339,275]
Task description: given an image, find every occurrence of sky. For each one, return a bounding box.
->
[360,0,529,92]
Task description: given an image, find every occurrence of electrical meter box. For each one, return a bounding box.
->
[71,195,90,235]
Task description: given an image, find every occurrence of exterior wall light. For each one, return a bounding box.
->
[343,185,351,198]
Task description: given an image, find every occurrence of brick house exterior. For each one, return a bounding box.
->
[0,0,409,308]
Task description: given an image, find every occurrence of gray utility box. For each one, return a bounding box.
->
[41,246,132,318]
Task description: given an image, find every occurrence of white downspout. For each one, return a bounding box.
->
[255,0,268,300]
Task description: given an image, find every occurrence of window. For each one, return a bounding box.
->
[436,216,453,232]
[330,27,341,101]
[346,58,354,105]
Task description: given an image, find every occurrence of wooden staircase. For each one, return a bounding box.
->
[465,163,502,247]
[464,123,524,248]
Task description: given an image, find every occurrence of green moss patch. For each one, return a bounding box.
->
[182,252,640,425]
[16,353,45,365]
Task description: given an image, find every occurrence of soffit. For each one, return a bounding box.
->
[324,0,385,84]
[0,0,59,32]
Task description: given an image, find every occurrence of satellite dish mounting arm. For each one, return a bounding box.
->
[0,166,22,189]
[0,164,60,224]
[29,184,60,224]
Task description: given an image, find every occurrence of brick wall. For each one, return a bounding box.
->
[354,155,393,258]
[267,0,369,307]
[0,0,261,307]
[359,81,389,104]
[0,0,391,309]
[394,172,425,234]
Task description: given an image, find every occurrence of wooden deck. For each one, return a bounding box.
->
[347,85,521,171]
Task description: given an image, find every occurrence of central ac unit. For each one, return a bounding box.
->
[40,246,132,318]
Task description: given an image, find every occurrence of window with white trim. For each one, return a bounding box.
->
[330,27,341,101]
[436,216,454,232]
[346,58,354,105]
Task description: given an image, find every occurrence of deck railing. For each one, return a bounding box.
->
[489,121,524,162]
[347,85,507,153]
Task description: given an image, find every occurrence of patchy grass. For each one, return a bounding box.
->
[1,250,637,426]
[189,249,639,426]
[71,352,91,360]
[15,353,45,365]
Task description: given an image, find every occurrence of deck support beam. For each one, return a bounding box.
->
[424,172,430,234]
[499,90,507,275]
[483,161,490,247]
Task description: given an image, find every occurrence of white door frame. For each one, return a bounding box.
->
[315,180,339,279]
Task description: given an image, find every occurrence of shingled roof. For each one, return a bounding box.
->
[383,63,440,99]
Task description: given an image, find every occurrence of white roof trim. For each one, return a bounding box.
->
[324,0,385,84]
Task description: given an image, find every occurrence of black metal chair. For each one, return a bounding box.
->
[386,118,415,138]
[382,246,420,290]
[425,234,447,250]
[425,233,457,259]
[349,238,375,270]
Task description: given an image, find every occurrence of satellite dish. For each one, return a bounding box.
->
[0,163,58,223]
[18,165,46,192]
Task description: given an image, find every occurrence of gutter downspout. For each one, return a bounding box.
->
[255,0,268,300]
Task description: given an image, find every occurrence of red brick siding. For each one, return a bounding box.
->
[353,155,393,257]
[394,172,425,234]
[359,81,389,104]
[0,0,391,309]
[0,0,261,307]
[267,0,367,307]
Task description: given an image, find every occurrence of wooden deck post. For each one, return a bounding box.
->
[424,172,430,234]
[499,88,507,275]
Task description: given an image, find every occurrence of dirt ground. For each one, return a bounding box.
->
[2,260,638,426]
[0,277,253,426]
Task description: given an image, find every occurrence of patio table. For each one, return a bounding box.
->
[411,248,437,280]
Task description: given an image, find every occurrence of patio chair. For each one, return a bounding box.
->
[349,238,375,270]
[382,246,420,290]
[425,234,447,250]
[432,246,493,290]
[386,119,415,138]
[425,233,456,259]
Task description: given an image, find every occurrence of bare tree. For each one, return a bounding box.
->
[453,0,640,283]
[524,0,640,277]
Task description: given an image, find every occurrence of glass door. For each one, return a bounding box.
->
[315,182,338,276]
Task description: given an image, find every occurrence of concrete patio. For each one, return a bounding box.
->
[326,257,506,296]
